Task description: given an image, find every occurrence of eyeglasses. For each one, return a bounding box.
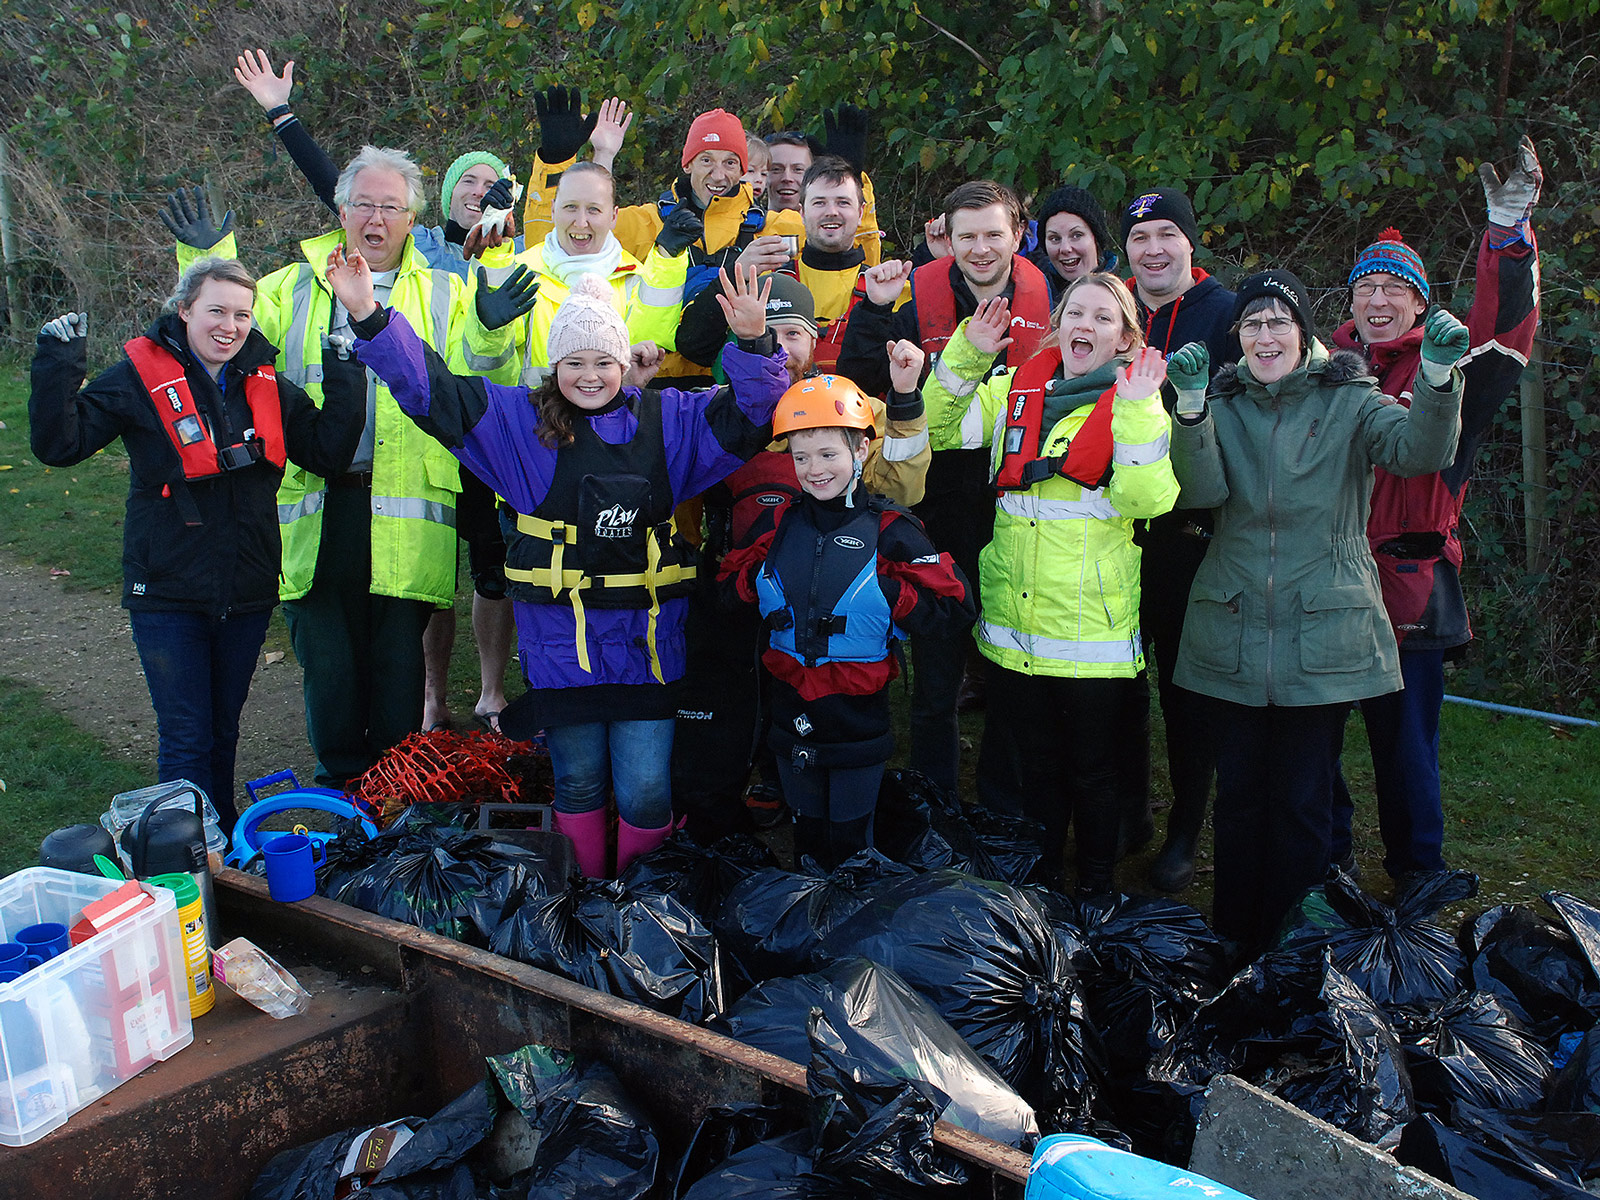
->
[1352,281,1416,298]
[346,201,409,219]
[1238,316,1297,337]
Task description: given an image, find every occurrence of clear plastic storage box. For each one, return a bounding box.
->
[0,867,193,1146]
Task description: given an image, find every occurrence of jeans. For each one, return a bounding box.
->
[546,719,675,828]
[129,607,272,829]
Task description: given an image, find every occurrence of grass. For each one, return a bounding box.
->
[3,355,1598,923]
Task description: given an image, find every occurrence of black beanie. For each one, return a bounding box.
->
[1232,269,1317,342]
[1120,188,1200,250]
[1035,185,1116,272]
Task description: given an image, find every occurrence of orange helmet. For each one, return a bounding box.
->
[772,374,876,437]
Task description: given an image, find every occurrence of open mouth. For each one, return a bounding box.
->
[1067,336,1095,359]
[566,231,595,250]
[1054,253,1083,272]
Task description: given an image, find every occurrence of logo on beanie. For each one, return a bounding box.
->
[1127,193,1162,219]
[594,504,639,539]
[703,133,721,144]
[767,298,790,313]
[1262,279,1297,306]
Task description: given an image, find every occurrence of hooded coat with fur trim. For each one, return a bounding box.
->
[1169,342,1462,707]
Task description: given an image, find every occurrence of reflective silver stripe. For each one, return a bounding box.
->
[282,265,318,387]
[931,354,979,398]
[1113,432,1171,466]
[997,491,1119,521]
[427,276,451,351]
[980,619,1137,665]
[638,280,683,307]
[957,396,987,450]
[372,495,456,526]
[881,427,930,462]
[465,343,514,372]
[278,489,325,525]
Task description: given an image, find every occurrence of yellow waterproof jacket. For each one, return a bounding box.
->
[932,320,1180,678]
[178,229,514,604]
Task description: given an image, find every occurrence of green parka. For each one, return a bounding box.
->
[1171,342,1462,707]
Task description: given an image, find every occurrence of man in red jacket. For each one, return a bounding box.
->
[1332,136,1542,886]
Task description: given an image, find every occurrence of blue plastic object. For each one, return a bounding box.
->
[1026,1135,1256,1200]
[226,786,375,868]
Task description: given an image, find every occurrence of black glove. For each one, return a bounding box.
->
[822,104,870,173]
[481,177,516,213]
[1018,457,1061,488]
[474,265,539,331]
[655,205,704,256]
[534,86,597,162]
[159,186,234,250]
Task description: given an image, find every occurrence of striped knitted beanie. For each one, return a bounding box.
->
[1348,228,1429,302]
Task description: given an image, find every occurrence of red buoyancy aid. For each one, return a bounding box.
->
[993,347,1116,492]
[812,278,868,372]
[911,255,1052,362]
[124,337,286,479]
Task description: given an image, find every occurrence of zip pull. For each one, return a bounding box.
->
[1294,418,1321,467]
[324,333,355,361]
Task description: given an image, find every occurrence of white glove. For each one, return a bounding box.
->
[41,312,87,343]
[473,179,524,241]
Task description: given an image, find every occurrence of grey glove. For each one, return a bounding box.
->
[40,312,87,343]
[159,187,234,249]
[1480,135,1542,230]
[1167,341,1210,416]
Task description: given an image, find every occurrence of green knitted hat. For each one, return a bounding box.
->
[441,150,511,214]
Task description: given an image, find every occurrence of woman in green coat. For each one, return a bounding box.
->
[1166,269,1466,954]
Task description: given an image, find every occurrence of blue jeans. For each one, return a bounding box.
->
[128,608,272,829]
[545,719,674,828]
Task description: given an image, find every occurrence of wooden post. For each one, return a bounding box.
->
[0,136,21,342]
[1519,342,1549,574]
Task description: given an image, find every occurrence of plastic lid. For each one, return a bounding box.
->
[147,872,200,906]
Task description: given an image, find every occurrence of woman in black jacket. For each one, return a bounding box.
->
[29,256,363,827]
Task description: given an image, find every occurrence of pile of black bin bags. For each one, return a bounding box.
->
[306,772,1600,1198]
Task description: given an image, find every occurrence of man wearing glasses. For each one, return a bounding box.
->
[1330,137,1543,888]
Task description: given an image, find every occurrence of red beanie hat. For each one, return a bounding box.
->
[682,109,747,172]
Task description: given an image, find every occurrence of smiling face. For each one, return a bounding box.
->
[766,142,812,212]
[1238,299,1304,384]
[1043,211,1099,285]
[788,426,869,501]
[949,202,1022,294]
[340,166,416,273]
[687,150,745,207]
[555,349,625,409]
[448,164,500,228]
[179,278,255,372]
[1350,270,1428,345]
[553,170,618,256]
[802,176,862,253]
[1125,218,1193,306]
[1056,282,1135,377]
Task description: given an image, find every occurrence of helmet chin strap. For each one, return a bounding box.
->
[845,456,864,508]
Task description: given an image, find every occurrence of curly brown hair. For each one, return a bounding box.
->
[530,376,580,447]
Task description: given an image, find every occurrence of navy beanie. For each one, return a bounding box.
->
[1121,187,1201,250]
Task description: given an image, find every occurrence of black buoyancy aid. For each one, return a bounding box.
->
[993,348,1117,491]
[124,337,286,479]
[502,390,697,681]
[757,499,897,668]
[911,255,1052,363]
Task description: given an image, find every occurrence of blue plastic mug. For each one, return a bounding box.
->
[0,944,42,974]
[14,923,68,962]
[263,833,326,903]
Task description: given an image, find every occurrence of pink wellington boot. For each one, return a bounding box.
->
[615,817,675,876]
[552,808,611,879]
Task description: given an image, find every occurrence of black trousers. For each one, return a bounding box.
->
[985,667,1139,893]
[1210,699,1348,952]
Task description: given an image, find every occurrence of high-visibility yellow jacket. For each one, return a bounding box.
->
[178,229,516,603]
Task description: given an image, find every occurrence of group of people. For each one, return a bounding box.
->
[28,51,1543,956]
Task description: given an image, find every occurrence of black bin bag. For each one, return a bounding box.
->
[1396,989,1552,1113]
[619,832,779,925]
[1276,867,1478,1011]
[491,878,725,1022]
[1464,903,1600,1044]
[1397,1112,1596,1200]
[873,768,1001,879]
[715,850,915,981]
[815,869,1104,1128]
[713,956,1039,1147]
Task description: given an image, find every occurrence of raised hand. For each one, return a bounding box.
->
[886,338,925,394]
[1116,345,1169,401]
[589,97,633,168]
[861,259,912,306]
[1480,134,1542,230]
[715,263,774,340]
[474,264,539,331]
[159,186,234,250]
[656,205,705,257]
[234,49,293,111]
[822,104,869,172]
[1420,306,1470,366]
[326,245,377,320]
[40,312,88,343]
[964,297,1013,356]
[624,340,665,389]
[534,85,598,162]
[1165,342,1210,393]
[923,214,951,259]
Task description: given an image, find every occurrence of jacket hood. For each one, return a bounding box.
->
[1213,341,1373,397]
[146,310,280,375]
[298,227,426,284]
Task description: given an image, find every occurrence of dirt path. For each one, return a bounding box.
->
[0,554,317,796]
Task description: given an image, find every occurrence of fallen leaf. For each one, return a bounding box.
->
[1549,724,1576,741]
[0,464,12,471]
[264,651,285,664]
[49,567,71,577]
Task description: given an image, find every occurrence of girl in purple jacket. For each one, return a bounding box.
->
[326,247,785,876]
